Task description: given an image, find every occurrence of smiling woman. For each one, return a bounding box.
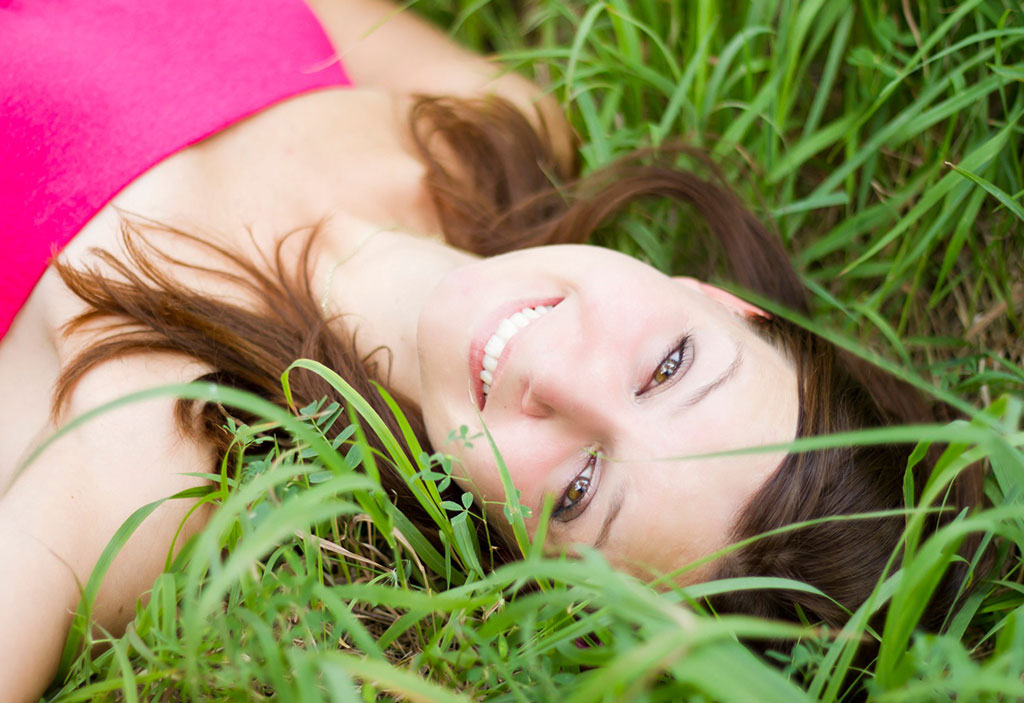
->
[0,0,988,700]
[416,245,798,580]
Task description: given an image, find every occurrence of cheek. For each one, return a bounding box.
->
[448,426,567,518]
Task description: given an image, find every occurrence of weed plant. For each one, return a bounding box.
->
[48,1,1023,701]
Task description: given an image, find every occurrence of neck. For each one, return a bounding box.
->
[317,222,475,408]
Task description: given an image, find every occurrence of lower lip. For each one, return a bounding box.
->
[469,297,563,410]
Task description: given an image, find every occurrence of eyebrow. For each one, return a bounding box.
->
[680,345,744,409]
[593,485,625,549]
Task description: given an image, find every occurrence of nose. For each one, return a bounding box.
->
[520,379,554,418]
[518,344,620,434]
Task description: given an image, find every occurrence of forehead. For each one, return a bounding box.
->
[569,341,793,570]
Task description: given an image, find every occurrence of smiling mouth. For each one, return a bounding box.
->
[480,304,555,395]
[473,300,561,409]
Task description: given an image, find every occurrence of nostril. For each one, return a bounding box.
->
[520,380,554,418]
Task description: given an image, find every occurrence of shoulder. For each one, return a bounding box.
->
[306,0,575,170]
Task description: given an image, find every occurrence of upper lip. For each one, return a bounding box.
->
[470,298,562,410]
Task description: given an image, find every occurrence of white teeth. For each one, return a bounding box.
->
[484,336,506,358]
[510,312,530,328]
[495,319,519,341]
[480,303,555,398]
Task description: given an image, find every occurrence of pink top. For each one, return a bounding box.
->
[0,0,352,338]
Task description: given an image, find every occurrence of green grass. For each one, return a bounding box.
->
[49,1,1023,700]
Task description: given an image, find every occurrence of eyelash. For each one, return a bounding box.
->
[553,449,599,523]
[553,335,694,524]
[640,334,693,395]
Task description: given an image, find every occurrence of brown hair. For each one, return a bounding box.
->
[54,96,983,638]
[711,319,984,638]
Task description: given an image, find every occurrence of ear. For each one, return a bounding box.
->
[675,277,768,319]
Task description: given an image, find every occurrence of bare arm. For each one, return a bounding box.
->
[0,355,213,702]
[306,0,575,169]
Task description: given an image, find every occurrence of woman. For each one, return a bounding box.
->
[0,0,980,700]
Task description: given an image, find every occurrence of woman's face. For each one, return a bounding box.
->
[416,245,798,581]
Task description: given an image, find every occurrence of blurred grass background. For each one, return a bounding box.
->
[51,1,1022,701]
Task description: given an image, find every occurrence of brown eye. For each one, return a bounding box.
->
[643,335,693,394]
[553,453,598,522]
[653,355,680,384]
[566,476,589,504]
